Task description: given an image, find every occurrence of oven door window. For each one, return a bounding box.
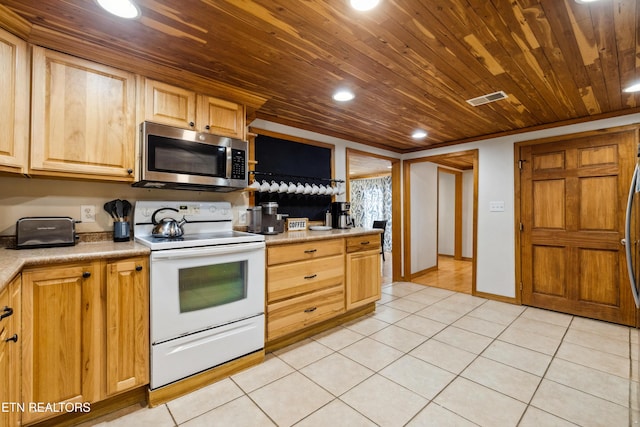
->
[149,135,227,177]
[178,261,247,313]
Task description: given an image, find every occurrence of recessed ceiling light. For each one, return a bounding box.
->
[623,83,640,93]
[96,0,141,19]
[350,0,381,11]
[412,130,428,139]
[574,0,601,3]
[333,90,355,102]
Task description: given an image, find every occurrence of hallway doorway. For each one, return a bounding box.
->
[403,150,478,293]
[346,148,401,282]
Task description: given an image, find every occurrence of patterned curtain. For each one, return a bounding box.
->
[350,176,392,252]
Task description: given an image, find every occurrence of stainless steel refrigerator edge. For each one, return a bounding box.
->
[623,153,640,422]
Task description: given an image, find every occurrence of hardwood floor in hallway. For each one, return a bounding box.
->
[411,256,473,294]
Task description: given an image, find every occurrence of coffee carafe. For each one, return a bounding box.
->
[331,201,353,229]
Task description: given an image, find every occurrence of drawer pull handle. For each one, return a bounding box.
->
[304,249,317,254]
[360,241,370,245]
[304,274,317,280]
[5,333,17,343]
[0,306,13,321]
[304,307,317,313]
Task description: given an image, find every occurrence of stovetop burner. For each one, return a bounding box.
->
[133,201,264,250]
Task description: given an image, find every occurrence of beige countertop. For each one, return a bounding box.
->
[264,227,382,246]
[0,241,150,292]
[0,228,381,290]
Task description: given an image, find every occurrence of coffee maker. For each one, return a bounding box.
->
[260,202,285,234]
[331,201,353,229]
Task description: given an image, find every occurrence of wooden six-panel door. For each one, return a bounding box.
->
[520,127,638,326]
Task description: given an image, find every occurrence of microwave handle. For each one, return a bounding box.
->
[151,241,265,261]
[226,146,233,180]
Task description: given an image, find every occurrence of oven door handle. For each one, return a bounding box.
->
[151,241,265,260]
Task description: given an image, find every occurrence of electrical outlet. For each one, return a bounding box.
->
[81,205,96,223]
[239,211,247,225]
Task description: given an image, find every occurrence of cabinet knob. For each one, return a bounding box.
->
[5,334,17,343]
[135,265,143,271]
[189,121,195,127]
[82,271,91,279]
[0,306,13,321]
[127,169,133,174]
[205,125,211,130]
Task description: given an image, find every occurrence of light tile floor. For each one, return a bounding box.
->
[88,282,640,427]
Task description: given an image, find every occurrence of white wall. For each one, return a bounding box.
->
[438,171,455,256]
[410,162,438,274]
[403,113,640,298]
[462,170,474,258]
[0,175,248,235]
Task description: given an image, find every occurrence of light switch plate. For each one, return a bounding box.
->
[489,201,505,212]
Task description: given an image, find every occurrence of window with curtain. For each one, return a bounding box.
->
[350,175,392,252]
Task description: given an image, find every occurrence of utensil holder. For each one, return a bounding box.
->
[113,221,130,242]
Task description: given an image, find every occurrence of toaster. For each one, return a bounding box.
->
[16,217,78,249]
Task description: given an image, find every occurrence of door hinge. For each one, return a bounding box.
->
[518,159,524,169]
[520,282,523,291]
[519,222,524,231]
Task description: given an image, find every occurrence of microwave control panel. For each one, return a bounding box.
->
[231,149,246,180]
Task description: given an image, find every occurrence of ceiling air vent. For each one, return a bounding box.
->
[466,91,508,107]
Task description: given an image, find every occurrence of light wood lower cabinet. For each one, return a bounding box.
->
[105,257,149,396]
[345,236,382,310]
[21,261,101,424]
[266,239,345,342]
[0,275,21,427]
[21,257,149,424]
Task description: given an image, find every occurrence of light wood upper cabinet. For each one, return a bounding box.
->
[30,46,136,181]
[0,27,29,175]
[0,275,21,427]
[143,79,197,128]
[105,257,149,396]
[143,78,246,139]
[197,95,245,139]
[21,262,102,424]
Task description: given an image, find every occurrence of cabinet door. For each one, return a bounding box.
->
[0,28,28,175]
[30,46,136,181]
[346,249,382,310]
[21,263,101,424]
[105,257,149,396]
[143,79,196,129]
[0,275,21,427]
[197,95,245,139]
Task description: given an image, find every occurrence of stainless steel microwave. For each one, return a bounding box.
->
[133,122,247,192]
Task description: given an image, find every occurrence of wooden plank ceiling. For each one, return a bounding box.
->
[3,0,639,153]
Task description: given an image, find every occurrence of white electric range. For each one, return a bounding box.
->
[134,201,265,389]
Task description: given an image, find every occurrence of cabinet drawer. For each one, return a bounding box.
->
[267,285,345,341]
[267,239,344,265]
[346,235,381,253]
[267,255,344,303]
